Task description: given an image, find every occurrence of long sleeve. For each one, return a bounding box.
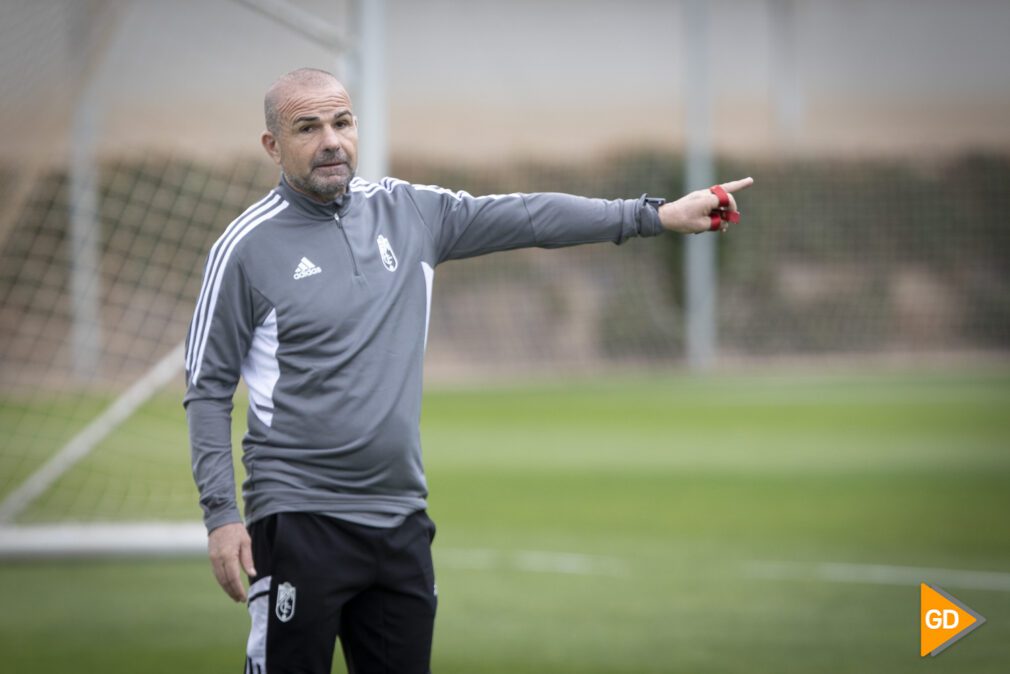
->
[402,183,665,265]
[183,247,258,532]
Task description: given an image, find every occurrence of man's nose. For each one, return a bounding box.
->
[319,125,342,151]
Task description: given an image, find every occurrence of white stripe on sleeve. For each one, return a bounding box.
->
[189,200,289,385]
[186,192,279,373]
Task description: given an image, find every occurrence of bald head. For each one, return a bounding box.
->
[260,68,358,203]
[264,68,348,136]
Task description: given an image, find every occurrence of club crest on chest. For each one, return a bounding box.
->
[377,234,397,272]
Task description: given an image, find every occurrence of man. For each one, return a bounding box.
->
[184,67,752,674]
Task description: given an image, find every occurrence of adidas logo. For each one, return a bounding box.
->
[293,257,322,280]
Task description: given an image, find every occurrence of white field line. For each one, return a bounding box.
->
[0,523,626,576]
[744,560,1010,593]
[440,548,629,577]
[3,524,1006,592]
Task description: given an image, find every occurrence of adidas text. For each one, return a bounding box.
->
[293,257,322,280]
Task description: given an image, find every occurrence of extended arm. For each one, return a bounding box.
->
[403,176,754,264]
[402,184,661,264]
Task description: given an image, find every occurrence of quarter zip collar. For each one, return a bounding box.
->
[276,174,354,220]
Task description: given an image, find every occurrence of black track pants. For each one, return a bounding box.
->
[244,510,437,674]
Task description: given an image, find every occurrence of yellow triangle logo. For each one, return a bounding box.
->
[920,583,985,656]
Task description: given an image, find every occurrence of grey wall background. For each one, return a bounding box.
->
[2,0,1009,164]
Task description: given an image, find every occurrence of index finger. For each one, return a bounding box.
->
[720,176,754,194]
[216,555,247,603]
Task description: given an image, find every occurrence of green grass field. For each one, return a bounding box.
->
[2,369,1009,672]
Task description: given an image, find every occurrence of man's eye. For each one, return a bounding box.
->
[299,126,313,133]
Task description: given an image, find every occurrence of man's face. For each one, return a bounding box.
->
[262,81,358,203]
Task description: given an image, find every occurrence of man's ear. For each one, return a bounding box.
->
[261,131,281,165]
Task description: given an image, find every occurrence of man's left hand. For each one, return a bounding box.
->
[658,176,754,234]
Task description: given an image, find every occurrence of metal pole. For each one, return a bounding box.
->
[67,5,106,381]
[69,93,102,380]
[349,0,389,182]
[769,0,802,147]
[683,0,716,370]
[232,0,342,48]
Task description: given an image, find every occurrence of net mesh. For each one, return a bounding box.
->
[3,152,1008,524]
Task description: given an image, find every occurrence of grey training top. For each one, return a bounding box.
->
[184,175,664,531]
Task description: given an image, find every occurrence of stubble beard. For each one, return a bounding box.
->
[288,166,355,204]
[285,145,356,203]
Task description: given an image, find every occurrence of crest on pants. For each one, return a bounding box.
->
[275,581,296,623]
